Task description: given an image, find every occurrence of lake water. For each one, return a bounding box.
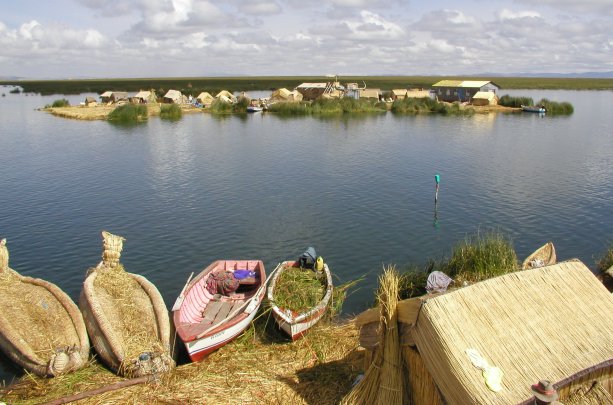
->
[1,88,612,381]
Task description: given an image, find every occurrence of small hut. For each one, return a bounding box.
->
[472,91,499,106]
[215,90,237,103]
[355,260,613,405]
[359,89,381,100]
[84,96,97,107]
[391,89,408,100]
[295,83,328,101]
[196,92,214,107]
[406,89,433,99]
[163,89,184,104]
[131,90,157,104]
[270,88,303,103]
[100,91,128,104]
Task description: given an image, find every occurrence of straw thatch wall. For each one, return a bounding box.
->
[357,260,613,405]
[411,260,613,404]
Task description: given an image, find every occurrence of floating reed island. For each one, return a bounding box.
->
[2,232,613,404]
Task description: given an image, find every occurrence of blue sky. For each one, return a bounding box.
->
[1,0,611,78]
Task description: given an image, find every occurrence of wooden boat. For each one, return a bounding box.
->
[246,105,263,113]
[267,260,333,341]
[522,242,557,270]
[521,104,546,113]
[0,238,90,377]
[79,231,174,377]
[172,260,266,362]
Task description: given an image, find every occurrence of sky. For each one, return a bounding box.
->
[1,0,612,79]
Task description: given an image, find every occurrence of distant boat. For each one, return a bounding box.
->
[522,242,557,270]
[172,260,267,362]
[267,260,333,340]
[0,238,90,377]
[246,105,264,113]
[521,105,546,113]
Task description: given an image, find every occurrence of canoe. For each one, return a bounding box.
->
[172,260,266,362]
[267,260,333,341]
[522,242,557,270]
[521,105,546,113]
[79,232,174,377]
[0,238,90,377]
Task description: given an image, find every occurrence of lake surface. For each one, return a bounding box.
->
[1,88,612,381]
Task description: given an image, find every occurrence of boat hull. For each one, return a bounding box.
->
[522,242,557,269]
[268,261,333,340]
[173,259,266,362]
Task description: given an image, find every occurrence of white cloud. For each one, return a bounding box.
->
[239,1,282,15]
[499,9,540,20]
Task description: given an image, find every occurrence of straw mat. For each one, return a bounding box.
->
[411,260,613,405]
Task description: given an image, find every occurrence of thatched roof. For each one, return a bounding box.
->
[472,91,497,101]
[406,89,431,98]
[215,90,236,102]
[411,260,613,405]
[360,89,381,99]
[133,91,151,99]
[270,88,303,102]
[197,92,213,101]
[163,90,183,103]
[391,89,408,97]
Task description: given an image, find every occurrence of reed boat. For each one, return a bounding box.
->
[521,104,546,113]
[172,260,266,362]
[522,241,557,270]
[79,231,174,377]
[267,260,333,341]
[0,238,90,377]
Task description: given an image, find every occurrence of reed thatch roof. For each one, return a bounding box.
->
[411,260,613,405]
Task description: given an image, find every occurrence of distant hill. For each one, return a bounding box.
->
[477,71,613,79]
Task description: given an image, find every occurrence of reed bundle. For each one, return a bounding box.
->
[274,265,325,313]
[342,266,404,405]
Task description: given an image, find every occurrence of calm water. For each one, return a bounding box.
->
[1,88,613,381]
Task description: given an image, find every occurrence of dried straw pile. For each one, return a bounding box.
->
[274,265,325,313]
[1,318,363,404]
[0,270,74,360]
[342,266,405,405]
[92,264,165,366]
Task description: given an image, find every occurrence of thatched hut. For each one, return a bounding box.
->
[406,89,433,99]
[84,96,97,107]
[359,88,381,100]
[163,89,185,104]
[472,91,499,106]
[131,90,157,104]
[196,92,214,107]
[100,91,128,104]
[391,89,408,100]
[270,88,303,103]
[355,260,613,404]
[215,90,237,103]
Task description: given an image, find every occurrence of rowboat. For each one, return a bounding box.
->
[521,105,546,113]
[522,242,557,270]
[0,238,90,376]
[172,259,266,362]
[246,105,263,113]
[79,232,174,377]
[267,260,333,340]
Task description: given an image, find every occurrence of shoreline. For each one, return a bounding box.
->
[44,102,520,121]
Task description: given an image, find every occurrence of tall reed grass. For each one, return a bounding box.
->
[391,98,474,115]
[159,103,182,120]
[445,231,518,283]
[268,98,385,115]
[498,94,534,108]
[596,244,613,272]
[107,104,148,122]
[44,98,70,108]
[537,98,574,115]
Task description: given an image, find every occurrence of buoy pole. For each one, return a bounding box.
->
[434,174,440,203]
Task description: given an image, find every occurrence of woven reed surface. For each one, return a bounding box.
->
[412,260,613,405]
[90,266,164,363]
[0,269,81,365]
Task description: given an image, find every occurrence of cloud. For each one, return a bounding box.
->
[513,0,613,16]
[238,1,282,15]
[311,10,405,42]
[498,9,540,20]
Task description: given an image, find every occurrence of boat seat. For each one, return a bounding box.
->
[238,276,257,285]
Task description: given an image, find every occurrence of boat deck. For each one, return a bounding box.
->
[177,298,246,341]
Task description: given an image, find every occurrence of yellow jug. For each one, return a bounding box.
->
[316,256,324,271]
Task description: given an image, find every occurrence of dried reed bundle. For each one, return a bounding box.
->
[342,266,404,405]
[91,264,170,376]
[565,381,613,405]
[101,231,125,268]
[0,238,8,271]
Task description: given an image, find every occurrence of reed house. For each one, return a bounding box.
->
[432,80,499,103]
[354,260,613,404]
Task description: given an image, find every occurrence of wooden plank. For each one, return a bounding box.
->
[212,302,236,325]
[355,307,380,327]
[202,301,224,324]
